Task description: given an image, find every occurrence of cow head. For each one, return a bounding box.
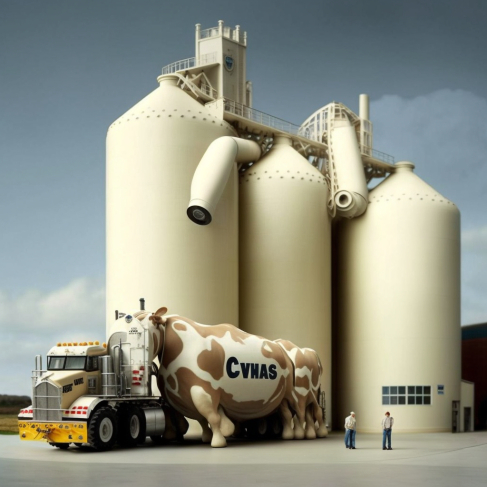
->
[149,306,168,327]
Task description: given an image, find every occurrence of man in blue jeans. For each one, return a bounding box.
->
[344,411,356,449]
[382,411,394,450]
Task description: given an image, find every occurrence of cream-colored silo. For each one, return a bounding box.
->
[239,136,333,424]
[106,75,238,331]
[333,161,461,432]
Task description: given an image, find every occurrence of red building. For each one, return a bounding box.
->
[462,323,487,430]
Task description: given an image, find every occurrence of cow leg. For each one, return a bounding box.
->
[162,405,179,441]
[190,385,226,448]
[305,403,317,439]
[198,419,212,443]
[279,400,294,440]
[293,404,306,440]
[311,397,328,437]
[174,409,189,437]
[294,396,306,440]
[218,406,235,437]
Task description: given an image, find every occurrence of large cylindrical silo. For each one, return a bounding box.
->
[106,76,238,332]
[333,161,461,432]
[239,136,332,424]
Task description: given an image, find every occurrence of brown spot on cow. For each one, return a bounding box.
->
[277,340,294,352]
[161,321,184,368]
[310,352,321,387]
[197,339,225,381]
[165,367,221,420]
[261,340,288,369]
[174,322,187,332]
[294,349,306,368]
[175,316,247,344]
[296,374,310,390]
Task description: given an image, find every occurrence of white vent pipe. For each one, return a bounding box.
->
[187,137,261,225]
[331,118,368,218]
[359,94,369,121]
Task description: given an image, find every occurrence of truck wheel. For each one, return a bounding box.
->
[267,413,283,438]
[118,405,146,447]
[88,407,118,451]
[246,418,267,439]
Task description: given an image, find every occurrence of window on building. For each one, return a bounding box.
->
[382,385,431,405]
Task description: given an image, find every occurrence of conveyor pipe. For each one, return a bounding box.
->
[331,119,368,218]
[187,136,261,225]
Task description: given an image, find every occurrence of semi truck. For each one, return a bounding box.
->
[18,300,169,450]
[18,300,326,450]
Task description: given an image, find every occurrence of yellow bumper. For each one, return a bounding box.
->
[18,421,88,444]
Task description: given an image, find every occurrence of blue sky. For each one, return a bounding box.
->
[1,0,486,394]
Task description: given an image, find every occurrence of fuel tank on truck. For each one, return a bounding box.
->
[333,161,461,433]
[239,136,332,425]
[106,75,238,332]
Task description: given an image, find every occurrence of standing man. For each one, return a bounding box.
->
[344,411,356,449]
[382,411,394,450]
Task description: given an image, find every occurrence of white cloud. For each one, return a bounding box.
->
[0,278,105,396]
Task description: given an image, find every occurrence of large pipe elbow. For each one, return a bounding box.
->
[334,190,367,218]
[330,119,368,219]
[187,137,261,225]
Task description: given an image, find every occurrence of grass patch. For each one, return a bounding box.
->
[0,414,19,434]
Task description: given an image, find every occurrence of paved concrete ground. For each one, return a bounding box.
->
[2,430,487,486]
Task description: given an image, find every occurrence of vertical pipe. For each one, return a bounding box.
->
[195,23,201,61]
[246,81,253,108]
[359,94,369,120]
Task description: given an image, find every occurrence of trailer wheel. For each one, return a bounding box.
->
[267,413,283,438]
[246,418,268,439]
[88,407,118,451]
[118,405,146,447]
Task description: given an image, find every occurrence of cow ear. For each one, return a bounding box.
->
[154,306,168,317]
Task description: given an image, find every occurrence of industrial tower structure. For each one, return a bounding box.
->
[106,21,466,432]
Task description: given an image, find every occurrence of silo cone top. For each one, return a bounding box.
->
[394,161,415,172]
[371,160,455,207]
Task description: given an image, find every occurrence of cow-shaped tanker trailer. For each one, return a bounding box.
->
[18,301,327,450]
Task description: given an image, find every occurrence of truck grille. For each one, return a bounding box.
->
[33,381,62,421]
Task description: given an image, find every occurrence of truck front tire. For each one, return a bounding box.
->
[88,407,118,451]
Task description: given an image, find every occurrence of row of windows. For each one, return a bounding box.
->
[383,386,431,395]
[48,355,99,372]
[382,385,432,406]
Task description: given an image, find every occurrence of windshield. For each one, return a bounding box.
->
[48,356,66,370]
[65,356,87,370]
[48,356,87,370]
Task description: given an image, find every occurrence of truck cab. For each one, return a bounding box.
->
[18,312,167,450]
